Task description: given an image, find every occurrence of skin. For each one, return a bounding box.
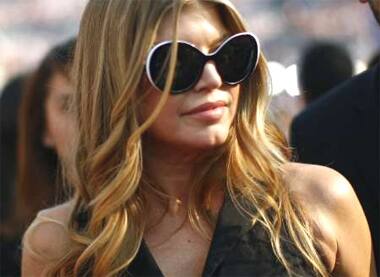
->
[43,72,76,164]
[22,4,373,277]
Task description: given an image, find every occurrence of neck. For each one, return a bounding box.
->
[142,137,226,218]
[143,142,203,201]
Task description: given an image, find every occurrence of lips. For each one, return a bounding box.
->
[182,101,228,116]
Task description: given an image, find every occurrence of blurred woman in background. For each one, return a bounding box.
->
[0,38,76,276]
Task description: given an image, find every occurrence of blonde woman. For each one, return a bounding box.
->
[22,0,372,276]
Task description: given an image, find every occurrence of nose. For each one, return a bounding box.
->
[193,61,223,92]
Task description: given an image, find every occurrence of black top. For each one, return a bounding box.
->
[125,196,316,277]
[291,63,380,270]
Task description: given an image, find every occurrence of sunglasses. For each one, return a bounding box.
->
[145,32,260,94]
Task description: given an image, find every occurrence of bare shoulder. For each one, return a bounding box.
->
[282,162,372,276]
[281,162,356,210]
[37,200,74,223]
[22,200,75,262]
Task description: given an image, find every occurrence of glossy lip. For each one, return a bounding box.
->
[181,100,228,116]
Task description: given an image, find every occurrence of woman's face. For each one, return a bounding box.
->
[43,71,76,163]
[141,5,240,152]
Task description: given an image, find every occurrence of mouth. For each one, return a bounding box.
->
[182,101,228,116]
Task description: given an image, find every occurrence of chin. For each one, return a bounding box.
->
[182,130,229,150]
[145,125,231,153]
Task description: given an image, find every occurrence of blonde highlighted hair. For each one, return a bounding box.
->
[47,0,327,276]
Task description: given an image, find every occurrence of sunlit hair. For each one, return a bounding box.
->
[44,0,327,276]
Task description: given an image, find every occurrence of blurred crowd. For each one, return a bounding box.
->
[0,0,379,276]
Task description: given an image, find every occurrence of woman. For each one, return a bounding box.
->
[16,38,77,224]
[1,39,76,276]
[22,1,372,276]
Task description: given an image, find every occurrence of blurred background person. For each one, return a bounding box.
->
[290,0,379,271]
[0,38,76,277]
[298,41,354,105]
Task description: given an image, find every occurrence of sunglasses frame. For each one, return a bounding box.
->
[145,32,261,94]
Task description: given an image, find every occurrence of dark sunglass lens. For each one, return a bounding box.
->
[171,44,203,93]
[215,35,258,84]
[149,43,204,93]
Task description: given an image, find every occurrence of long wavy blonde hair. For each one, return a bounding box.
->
[50,0,328,276]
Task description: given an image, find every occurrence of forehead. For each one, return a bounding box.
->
[156,4,229,47]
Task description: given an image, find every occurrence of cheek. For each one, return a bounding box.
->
[45,105,76,158]
[47,110,70,137]
[141,86,240,149]
[140,92,182,137]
